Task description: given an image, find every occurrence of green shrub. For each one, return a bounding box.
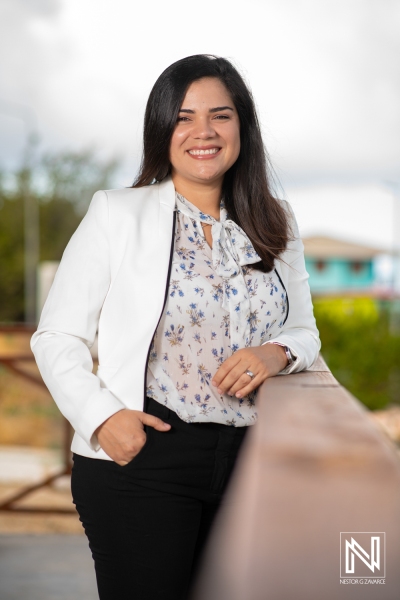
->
[314,298,400,410]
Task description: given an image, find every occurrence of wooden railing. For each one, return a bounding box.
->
[0,324,74,513]
[192,356,400,600]
[2,327,400,595]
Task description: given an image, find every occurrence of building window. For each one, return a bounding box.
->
[315,260,327,272]
[350,261,364,273]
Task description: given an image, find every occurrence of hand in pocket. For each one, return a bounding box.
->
[95,409,171,466]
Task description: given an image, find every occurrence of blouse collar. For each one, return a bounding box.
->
[175,192,227,224]
[175,192,261,278]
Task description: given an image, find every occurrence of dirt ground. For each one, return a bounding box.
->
[0,363,64,449]
[0,330,95,448]
[0,480,83,534]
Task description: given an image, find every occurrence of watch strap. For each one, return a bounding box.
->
[270,342,296,366]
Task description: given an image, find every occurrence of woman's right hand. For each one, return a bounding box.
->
[95,409,171,466]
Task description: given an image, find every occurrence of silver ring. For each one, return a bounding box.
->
[245,370,255,380]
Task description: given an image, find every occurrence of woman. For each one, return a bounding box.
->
[31,54,320,599]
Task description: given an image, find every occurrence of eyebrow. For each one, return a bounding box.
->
[179,106,234,114]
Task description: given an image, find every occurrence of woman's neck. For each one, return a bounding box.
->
[171,173,222,220]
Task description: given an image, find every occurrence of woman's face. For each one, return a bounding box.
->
[169,77,241,187]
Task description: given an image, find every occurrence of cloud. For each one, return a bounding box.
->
[287,183,395,249]
[0,0,399,187]
[249,0,400,183]
[9,0,60,17]
[0,0,65,165]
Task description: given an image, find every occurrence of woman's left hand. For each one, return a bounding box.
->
[211,344,288,399]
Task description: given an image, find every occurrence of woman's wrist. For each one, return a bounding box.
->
[268,342,297,371]
[267,342,289,372]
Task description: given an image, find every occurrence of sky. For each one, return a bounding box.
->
[0,0,399,253]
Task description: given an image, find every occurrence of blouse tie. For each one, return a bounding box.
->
[175,194,262,348]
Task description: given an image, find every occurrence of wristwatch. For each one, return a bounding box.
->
[271,342,296,367]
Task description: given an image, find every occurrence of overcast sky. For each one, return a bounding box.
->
[0,0,399,250]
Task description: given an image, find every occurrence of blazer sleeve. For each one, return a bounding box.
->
[263,201,321,373]
[30,191,126,450]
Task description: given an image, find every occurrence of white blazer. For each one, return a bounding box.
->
[31,177,320,460]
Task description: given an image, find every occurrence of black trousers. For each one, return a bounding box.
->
[71,397,249,600]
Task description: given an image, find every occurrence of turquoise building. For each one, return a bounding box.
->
[303,236,382,294]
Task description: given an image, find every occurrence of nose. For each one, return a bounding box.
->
[191,116,216,139]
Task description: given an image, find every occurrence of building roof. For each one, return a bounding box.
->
[302,235,385,260]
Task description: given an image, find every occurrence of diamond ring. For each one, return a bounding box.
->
[245,370,255,380]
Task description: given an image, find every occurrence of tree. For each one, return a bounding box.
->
[0,148,120,322]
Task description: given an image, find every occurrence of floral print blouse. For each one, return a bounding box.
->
[146,193,288,426]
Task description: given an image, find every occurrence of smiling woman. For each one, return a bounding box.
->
[31,54,320,600]
[170,78,241,198]
[134,55,291,273]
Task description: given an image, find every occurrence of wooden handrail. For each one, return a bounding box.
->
[191,356,400,600]
[0,326,74,513]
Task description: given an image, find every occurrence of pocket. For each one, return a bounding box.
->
[115,428,152,470]
[145,397,170,421]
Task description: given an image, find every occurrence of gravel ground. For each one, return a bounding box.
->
[0,535,98,600]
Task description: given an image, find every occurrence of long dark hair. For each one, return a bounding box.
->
[133,54,290,272]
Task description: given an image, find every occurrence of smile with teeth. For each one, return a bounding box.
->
[188,148,220,156]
